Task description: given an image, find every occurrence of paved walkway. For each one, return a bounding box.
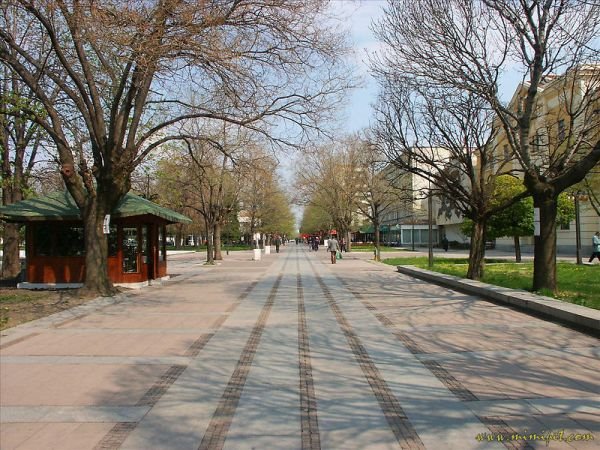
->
[1,246,598,449]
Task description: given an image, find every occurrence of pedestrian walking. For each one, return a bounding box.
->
[274,235,281,253]
[589,231,600,263]
[327,234,340,264]
[341,237,347,252]
[441,236,449,252]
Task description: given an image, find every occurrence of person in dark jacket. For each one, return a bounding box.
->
[441,236,449,252]
[274,235,281,253]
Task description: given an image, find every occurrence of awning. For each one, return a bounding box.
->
[0,191,192,224]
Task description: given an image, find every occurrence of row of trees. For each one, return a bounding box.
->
[1,0,351,294]
[141,127,295,264]
[296,133,580,268]
[295,133,408,260]
[371,0,600,292]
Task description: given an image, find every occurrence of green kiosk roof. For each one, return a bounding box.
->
[0,191,191,224]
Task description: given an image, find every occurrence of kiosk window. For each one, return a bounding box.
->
[122,227,138,272]
[158,226,165,262]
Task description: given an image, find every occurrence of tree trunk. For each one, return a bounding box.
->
[205,220,215,265]
[514,235,522,263]
[81,197,114,296]
[2,157,25,280]
[175,225,183,249]
[374,220,381,261]
[532,193,558,293]
[467,219,486,280]
[1,223,21,279]
[214,223,223,260]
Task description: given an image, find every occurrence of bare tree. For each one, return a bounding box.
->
[583,174,600,217]
[373,0,600,290]
[373,80,527,279]
[0,0,351,294]
[161,128,244,265]
[294,139,364,249]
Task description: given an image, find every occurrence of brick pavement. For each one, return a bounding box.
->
[0,245,598,449]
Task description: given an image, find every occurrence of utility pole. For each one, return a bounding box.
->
[428,193,433,268]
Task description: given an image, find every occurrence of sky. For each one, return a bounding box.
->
[328,0,527,133]
[282,1,387,228]
[331,0,387,133]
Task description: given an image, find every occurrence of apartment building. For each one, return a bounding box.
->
[378,151,451,248]
[492,65,600,253]
[370,67,599,252]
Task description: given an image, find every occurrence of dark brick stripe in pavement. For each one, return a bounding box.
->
[225,281,258,313]
[309,261,426,450]
[297,270,321,450]
[478,416,536,450]
[336,279,429,355]
[392,332,427,355]
[92,276,260,449]
[136,364,188,406]
[93,423,137,450]
[335,272,542,449]
[186,281,259,358]
[421,360,479,402]
[185,333,216,358]
[94,364,187,449]
[198,268,285,450]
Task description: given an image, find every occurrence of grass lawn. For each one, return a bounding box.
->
[382,257,600,310]
[0,288,98,330]
[350,245,410,252]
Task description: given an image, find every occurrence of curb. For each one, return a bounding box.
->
[396,265,600,335]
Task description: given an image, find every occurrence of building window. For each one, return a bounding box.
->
[560,221,570,231]
[557,119,565,142]
[141,225,149,264]
[159,226,166,262]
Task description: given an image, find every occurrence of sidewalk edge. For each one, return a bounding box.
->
[396,265,600,335]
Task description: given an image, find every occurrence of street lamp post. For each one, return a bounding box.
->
[575,193,582,265]
[428,194,433,268]
[569,190,587,265]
